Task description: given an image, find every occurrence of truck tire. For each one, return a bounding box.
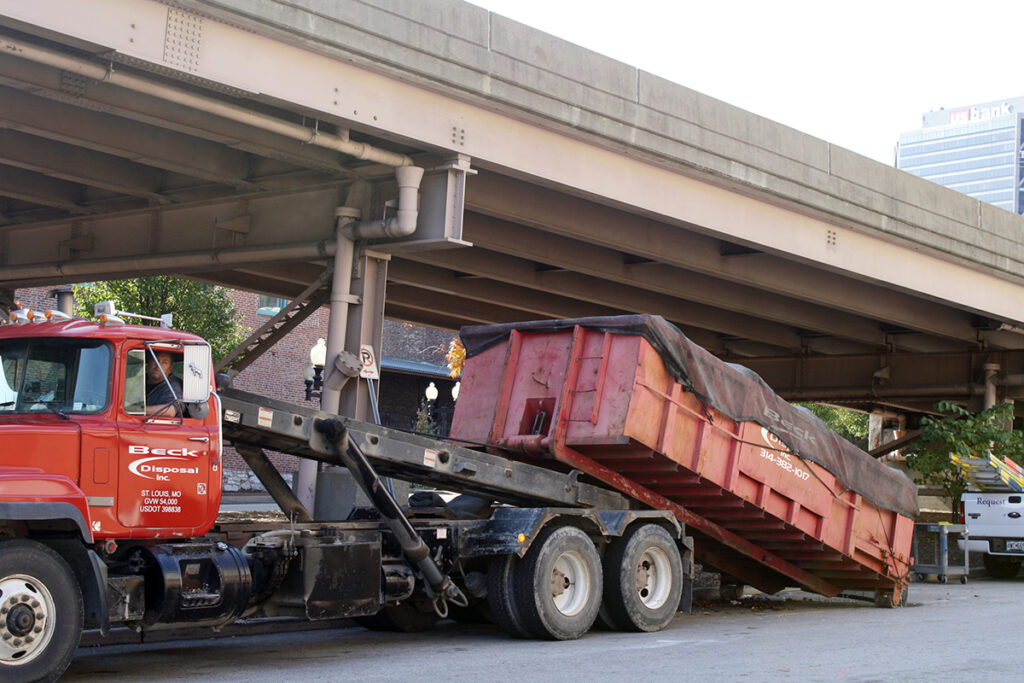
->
[601,524,683,632]
[0,539,83,683]
[486,555,530,638]
[513,526,602,640]
[983,554,1022,579]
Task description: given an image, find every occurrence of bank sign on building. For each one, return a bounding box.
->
[898,97,1024,215]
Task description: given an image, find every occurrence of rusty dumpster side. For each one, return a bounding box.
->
[451,317,916,605]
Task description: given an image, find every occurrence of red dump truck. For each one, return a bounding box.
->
[0,311,914,682]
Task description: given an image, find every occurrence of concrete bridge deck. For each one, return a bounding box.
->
[2,0,1024,416]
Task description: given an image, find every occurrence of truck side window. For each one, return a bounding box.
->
[123,349,146,414]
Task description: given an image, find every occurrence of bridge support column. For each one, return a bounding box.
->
[869,410,906,461]
[984,363,1001,410]
[295,214,391,514]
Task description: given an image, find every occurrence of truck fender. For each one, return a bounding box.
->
[0,502,108,633]
[0,501,93,542]
[44,538,110,635]
[478,508,686,556]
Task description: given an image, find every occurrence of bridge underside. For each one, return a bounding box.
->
[2,4,1024,422]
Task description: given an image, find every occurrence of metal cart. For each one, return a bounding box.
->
[912,523,969,584]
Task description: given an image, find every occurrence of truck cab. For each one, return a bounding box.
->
[0,318,221,540]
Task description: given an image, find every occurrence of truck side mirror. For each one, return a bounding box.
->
[182,343,212,404]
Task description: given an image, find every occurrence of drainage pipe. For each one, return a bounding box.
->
[296,164,423,511]
[0,35,413,168]
[779,384,984,401]
[2,241,339,283]
[293,219,356,511]
[339,166,425,241]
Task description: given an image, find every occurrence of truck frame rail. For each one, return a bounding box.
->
[219,388,630,511]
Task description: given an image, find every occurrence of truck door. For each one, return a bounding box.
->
[116,344,216,531]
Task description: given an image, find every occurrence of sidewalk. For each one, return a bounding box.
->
[219,491,282,513]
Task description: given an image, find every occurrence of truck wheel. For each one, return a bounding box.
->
[983,554,1022,579]
[601,524,683,632]
[514,526,602,640]
[0,539,83,683]
[486,555,530,638]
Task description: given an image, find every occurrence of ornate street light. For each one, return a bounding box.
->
[304,338,327,401]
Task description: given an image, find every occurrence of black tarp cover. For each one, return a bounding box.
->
[461,315,918,519]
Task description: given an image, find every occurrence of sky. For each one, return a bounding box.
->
[467,0,1022,165]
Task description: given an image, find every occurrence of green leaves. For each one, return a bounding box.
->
[73,277,247,361]
[906,401,1024,518]
[796,403,869,449]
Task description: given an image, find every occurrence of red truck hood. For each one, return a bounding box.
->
[0,419,81,482]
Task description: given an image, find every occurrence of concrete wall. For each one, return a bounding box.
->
[187,0,1024,282]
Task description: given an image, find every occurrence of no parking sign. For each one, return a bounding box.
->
[359,344,380,379]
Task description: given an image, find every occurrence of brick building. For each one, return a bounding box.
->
[9,284,460,490]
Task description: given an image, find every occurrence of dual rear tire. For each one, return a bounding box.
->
[487,524,683,640]
[600,524,683,632]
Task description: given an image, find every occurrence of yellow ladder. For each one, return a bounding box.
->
[950,453,1024,492]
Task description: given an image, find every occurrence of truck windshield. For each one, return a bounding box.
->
[0,339,111,414]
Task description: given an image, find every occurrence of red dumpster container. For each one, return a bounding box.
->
[451,316,916,605]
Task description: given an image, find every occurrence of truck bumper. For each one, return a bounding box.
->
[960,537,1024,556]
[960,538,990,553]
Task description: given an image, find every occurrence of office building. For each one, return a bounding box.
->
[897,96,1024,214]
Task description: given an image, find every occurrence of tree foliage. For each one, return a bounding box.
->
[74,277,247,361]
[413,398,438,436]
[797,403,869,449]
[445,336,465,378]
[905,401,1024,517]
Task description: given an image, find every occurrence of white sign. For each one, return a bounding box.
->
[257,407,274,428]
[948,102,1014,125]
[359,344,380,379]
[423,448,438,468]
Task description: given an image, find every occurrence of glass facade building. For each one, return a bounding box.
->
[897,97,1024,214]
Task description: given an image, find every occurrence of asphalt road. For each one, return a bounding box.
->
[63,577,1020,682]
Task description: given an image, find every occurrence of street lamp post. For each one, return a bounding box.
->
[304,338,327,401]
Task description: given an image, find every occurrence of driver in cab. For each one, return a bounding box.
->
[146,350,183,416]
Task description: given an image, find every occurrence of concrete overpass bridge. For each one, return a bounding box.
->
[3,0,1024,425]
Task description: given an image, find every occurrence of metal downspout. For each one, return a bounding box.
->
[293,222,356,510]
[294,165,424,511]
